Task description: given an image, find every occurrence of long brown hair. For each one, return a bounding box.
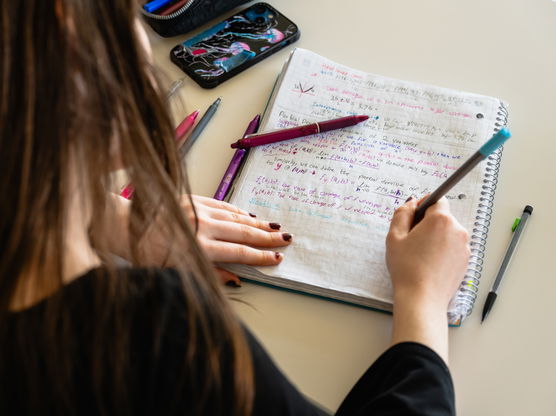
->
[0,0,253,414]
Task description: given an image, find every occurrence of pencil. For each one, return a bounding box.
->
[412,128,511,226]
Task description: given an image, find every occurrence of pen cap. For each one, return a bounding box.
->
[479,128,511,157]
[524,205,533,215]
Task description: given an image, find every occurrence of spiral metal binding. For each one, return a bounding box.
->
[448,102,509,326]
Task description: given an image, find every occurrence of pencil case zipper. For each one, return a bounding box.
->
[140,0,197,20]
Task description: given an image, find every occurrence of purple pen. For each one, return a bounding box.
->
[213,114,260,200]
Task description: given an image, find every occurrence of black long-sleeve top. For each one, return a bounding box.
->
[1,268,455,415]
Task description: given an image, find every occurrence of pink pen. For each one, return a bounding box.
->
[119,109,200,199]
[175,109,200,142]
[230,115,369,149]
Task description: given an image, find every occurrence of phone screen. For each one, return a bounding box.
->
[171,3,299,88]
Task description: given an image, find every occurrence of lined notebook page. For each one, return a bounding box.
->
[229,48,501,307]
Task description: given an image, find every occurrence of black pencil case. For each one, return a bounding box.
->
[141,0,251,38]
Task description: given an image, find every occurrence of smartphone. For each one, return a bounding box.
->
[170,3,300,89]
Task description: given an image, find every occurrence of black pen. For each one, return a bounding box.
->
[481,205,533,322]
[413,128,511,226]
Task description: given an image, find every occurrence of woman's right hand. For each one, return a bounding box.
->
[385,197,470,362]
[386,197,470,308]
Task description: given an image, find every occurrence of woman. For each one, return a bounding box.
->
[0,0,470,415]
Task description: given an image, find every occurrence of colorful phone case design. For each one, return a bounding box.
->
[170,3,299,88]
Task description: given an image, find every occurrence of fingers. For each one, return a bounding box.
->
[208,207,282,232]
[420,197,462,233]
[214,267,242,287]
[422,196,450,217]
[203,240,284,266]
[183,194,291,266]
[189,195,251,216]
[187,195,283,230]
[415,193,431,206]
[207,219,292,247]
[389,196,453,240]
[416,197,469,244]
[187,194,286,236]
[389,198,418,236]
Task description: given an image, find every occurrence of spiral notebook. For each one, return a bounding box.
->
[226,48,508,326]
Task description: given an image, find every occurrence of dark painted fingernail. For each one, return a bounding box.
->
[282,233,292,242]
[269,222,281,230]
[249,213,257,218]
[405,196,413,202]
[226,279,242,288]
[275,252,283,261]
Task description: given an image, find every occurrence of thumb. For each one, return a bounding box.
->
[389,197,418,237]
[215,267,242,287]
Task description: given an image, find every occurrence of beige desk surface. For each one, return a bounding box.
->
[147,1,556,414]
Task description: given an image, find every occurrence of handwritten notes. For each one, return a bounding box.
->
[229,48,502,306]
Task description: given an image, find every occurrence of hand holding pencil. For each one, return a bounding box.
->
[386,196,471,361]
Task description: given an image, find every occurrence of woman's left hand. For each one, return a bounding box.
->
[181,195,292,264]
[105,194,292,286]
[180,195,292,285]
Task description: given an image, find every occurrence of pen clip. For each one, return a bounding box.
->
[243,127,280,139]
